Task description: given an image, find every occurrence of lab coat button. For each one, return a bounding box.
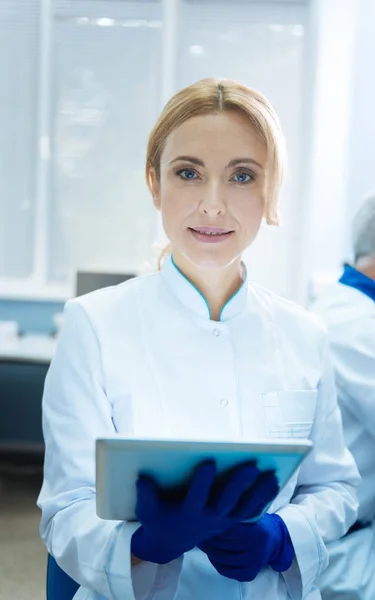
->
[213,328,221,337]
[220,398,229,407]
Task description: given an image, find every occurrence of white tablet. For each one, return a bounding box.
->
[96,436,312,522]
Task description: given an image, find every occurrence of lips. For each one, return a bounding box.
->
[188,226,234,244]
[189,226,234,236]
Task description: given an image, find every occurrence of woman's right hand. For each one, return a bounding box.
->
[130,461,279,565]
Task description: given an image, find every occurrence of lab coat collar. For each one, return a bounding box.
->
[339,264,375,302]
[161,254,248,321]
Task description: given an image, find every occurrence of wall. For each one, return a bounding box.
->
[297,0,359,303]
[301,0,375,302]
[344,0,375,255]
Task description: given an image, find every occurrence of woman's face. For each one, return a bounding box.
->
[150,111,267,271]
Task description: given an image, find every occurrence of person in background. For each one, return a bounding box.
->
[313,194,375,600]
[38,78,359,600]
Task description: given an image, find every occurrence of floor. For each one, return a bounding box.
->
[0,463,46,600]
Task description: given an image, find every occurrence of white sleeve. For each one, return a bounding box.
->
[330,315,375,438]
[277,337,360,600]
[38,299,183,600]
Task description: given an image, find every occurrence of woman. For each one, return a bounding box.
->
[38,78,359,600]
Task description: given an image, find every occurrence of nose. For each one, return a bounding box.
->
[199,181,226,217]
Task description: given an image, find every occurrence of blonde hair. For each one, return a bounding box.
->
[145,78,286,268]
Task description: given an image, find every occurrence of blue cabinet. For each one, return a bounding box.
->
[0,359,49,454]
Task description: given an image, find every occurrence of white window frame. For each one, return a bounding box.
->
[0,0,310,302]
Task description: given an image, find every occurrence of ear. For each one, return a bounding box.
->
[148,167,161,211]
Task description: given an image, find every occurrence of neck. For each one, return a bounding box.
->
[172,253,244,321]
[354,256,375,281]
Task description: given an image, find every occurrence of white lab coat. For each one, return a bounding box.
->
[38,256,359,600]
[313,282,375,599]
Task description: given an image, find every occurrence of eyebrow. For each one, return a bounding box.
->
[168,155,264,169]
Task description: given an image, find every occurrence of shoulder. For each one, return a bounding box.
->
[62,271,161,333]
[313,281,374,322]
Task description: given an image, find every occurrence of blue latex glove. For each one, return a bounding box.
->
[198,513,294,582]
[131,462,279,564]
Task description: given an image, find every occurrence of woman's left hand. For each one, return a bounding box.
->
[198,513,295,582]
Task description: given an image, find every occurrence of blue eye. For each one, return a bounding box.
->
[176,168,198,181]
[232,171,254,184]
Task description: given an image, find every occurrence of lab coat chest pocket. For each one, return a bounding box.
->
[261,390,317,439]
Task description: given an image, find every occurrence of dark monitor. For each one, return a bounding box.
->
[76,271,135,297]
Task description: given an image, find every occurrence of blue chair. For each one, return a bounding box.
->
[47,554,80,600]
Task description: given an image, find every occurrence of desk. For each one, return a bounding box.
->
[0,334,57,363]
[0,335,57,458]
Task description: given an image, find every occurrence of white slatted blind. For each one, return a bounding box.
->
[0,0,308,300]
[48,1,162,282]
